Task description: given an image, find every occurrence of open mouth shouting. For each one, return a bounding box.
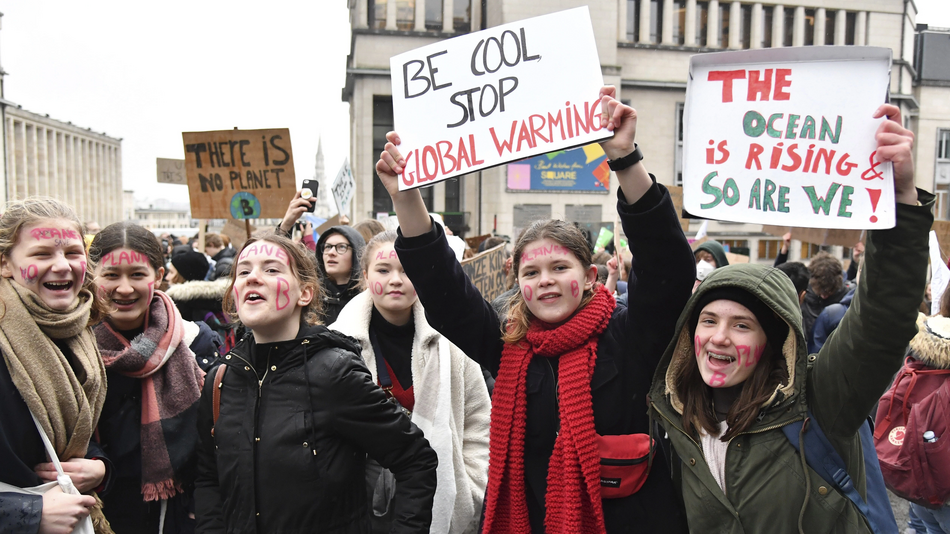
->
[43,281,74,292]
[244,291,266,304]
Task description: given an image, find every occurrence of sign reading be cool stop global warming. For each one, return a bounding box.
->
[389,7,611,191]
[683,47,894,229]
[182,128,296,219]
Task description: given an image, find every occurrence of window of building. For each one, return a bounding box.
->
[426,0,443,30]
[369,0,388,29]
[758,239,782,260]
[740,4,752,49]
[445,178,461,212]
[825,10,836,45]
[675,102,684,186]
[845,11,857,45]
[650,0,663,43]
[937,129,950,220]
[804,9,816,45]
[800,242,822,260]
[939,129,950,160]
[672,0,686,45]
[718,3,729,47]
[760,5,773,48]
[396,0,415,30]
[696,2,708,46]
[784,8,794,46]
[454,0,471,32]
[627,0,639,41]
[373,97,435,214]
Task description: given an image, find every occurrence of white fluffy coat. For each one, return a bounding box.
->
[331,291,491,534]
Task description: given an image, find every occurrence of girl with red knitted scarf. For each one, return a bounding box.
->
[375,87,695,533]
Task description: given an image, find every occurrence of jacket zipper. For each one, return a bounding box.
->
[651,402,701,451]
[230,347,273,527]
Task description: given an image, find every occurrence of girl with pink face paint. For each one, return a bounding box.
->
[89,222,217,533]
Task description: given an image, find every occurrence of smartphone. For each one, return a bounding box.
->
[301,180,319,213]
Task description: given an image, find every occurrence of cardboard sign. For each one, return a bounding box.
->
[761,225,863,248]
[667,185,691,233]
[157,158,187,184]
[332,158,355,217]
[389,7,610,191]
[460,244,507,302]
[683,47,894,229]
[932,221,950,264]
[182,128,296,219]
[221,219,257,249]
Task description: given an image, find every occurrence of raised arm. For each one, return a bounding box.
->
[810,104,930,438]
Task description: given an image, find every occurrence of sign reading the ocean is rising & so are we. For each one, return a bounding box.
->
[683,47,895,229]
[389,7,611,191]
[182,128,296,220]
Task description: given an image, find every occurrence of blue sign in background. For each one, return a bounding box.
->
[506,143,610,193]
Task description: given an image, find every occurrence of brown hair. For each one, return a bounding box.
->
[89,222,169,292]
[359,230,398,288]
[808,252,844,298]
[0,197,108,325]
[503,219,595,343]
[938,282,950,318]
[204,233,224,249]
[694,250,715,265]
[674,330,789,441]
[353,219,386,246]
[222,234,324,326]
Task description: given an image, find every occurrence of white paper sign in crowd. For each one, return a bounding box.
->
[683,47,894,229]
[332,158,355,217]
[389,7,611,191]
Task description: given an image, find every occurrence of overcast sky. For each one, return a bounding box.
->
[2,1,948,205]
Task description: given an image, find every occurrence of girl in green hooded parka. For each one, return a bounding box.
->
[650,104,932,533]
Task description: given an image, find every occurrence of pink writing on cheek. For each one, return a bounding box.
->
[19,265,38,284]
[373,282,384,295]
[275,277,291,311]
[735,345,751,367]
[570,280,579,298]
[79,261,87,285]
[233,287,241,312]
[709,371,727,387]
[97,286,109,301]
[694,335,702,358]
[522,285,533,301]
[147,281,155,301]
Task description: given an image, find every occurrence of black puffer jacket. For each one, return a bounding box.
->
[194,325,438,534]
[210,248,237,281]
[315,226,366,325]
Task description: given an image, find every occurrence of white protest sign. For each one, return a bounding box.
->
[157,158,187,184]
[683,47,894,229]
[931,230,950,316]
[389,6,610,191]
[331,158,355,217]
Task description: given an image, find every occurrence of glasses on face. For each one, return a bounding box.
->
[321,243,350,255]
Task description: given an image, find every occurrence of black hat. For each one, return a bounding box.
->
[690,287,788,351]
[171,246,210,282]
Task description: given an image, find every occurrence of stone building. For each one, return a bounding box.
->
[2,105,123,225]
[344,0,941,263]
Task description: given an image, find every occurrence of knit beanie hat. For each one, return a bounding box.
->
[690,287,788,351]
[171,246,210,282]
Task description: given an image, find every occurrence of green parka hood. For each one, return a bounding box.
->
[651,262,807,426]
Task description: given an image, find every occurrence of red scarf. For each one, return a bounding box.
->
[483,286,615,534]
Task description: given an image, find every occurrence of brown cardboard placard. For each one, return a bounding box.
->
[667,185,691,233]
[182,128,296,219]
[932,221,950,264]
[460,244,507,303]
[761,225,863,248]
[221,219,257,249]
[725,252,750,264]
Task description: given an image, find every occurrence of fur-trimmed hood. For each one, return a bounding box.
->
[165,278,229,303]
[908,313,950,369]
[651,262,805,424]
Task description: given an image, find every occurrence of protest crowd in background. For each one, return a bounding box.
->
[5,10,950,534]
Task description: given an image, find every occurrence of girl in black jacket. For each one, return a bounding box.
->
[375,87,694,533]
[194,234,437,534]
[89,222,219,534]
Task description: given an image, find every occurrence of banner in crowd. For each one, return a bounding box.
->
[683,47,894,229]
[761,225,864,248]
[506,143,610,193]
[182,128,296,219]
[156,158,187,184]
[460,243,507,302]
[389,7,610,191]
[332,158,355,217]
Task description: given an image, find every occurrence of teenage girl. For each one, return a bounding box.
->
[194,234,438,533]
[648,105,929,532]
[375,87,694,533]
[89,222,218,534]
[0,199,110,533]
[330,230,491,534]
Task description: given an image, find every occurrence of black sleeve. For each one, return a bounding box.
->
[846,258,858,281]
[773,248,789,267]
[395,221,507,376]
[194,366,226,534]
[85,439,114,495]
[323,350,438,534]
[616,178,696,373]
[0,493,43,534]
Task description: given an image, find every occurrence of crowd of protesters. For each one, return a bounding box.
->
[0,83,946,534]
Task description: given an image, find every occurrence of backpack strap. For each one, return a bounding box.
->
[783,413,898,534]
[210,364,228,438]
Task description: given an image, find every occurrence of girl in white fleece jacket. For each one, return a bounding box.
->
[330,230,491,534]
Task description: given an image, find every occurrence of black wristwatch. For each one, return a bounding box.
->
[607,144,644,171]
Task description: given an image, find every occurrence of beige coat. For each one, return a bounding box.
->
[331,291,491,534]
